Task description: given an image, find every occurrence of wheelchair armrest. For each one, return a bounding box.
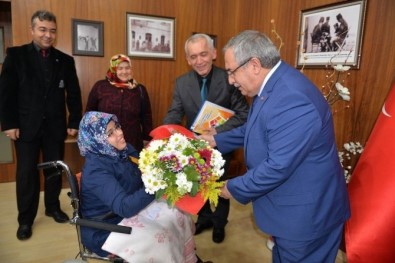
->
[74,218,132,234]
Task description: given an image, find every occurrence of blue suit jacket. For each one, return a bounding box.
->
[215,61,350,240]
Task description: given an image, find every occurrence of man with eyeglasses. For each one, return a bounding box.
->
[0,10,82,241]
[163,33,249,244]
[200,30,350,262]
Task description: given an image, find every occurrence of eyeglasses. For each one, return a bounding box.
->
[226,57,253,76]
[106,124,122,138]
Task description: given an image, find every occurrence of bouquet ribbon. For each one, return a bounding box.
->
[149,124,195,140]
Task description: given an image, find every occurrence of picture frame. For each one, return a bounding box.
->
[126,13,175,60]
[0,27,5,63]
[296,0,367,69]
[72,19,104,57]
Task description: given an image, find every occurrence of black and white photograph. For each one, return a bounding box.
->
[72,19,104,57]
[126,13,175,59]
[297,0,367,68]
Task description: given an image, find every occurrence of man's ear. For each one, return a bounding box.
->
[212,48,217,60]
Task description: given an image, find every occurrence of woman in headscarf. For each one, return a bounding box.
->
[77,111,198,263]
[86,54,152,152]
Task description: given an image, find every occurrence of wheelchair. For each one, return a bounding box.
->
[38,160,131,263]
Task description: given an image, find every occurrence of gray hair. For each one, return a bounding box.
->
[31,10,57,27]
[223,30,280,69]
[184,33,214,55]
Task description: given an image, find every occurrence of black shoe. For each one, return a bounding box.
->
[45,209,70,223]
[195,221,213,235]
[17,225,32,240]
[212,227,225,243]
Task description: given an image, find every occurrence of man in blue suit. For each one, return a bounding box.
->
[201,30,350,262]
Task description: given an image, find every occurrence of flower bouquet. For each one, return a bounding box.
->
[138,125,225,214]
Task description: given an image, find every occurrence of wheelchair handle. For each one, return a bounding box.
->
[37,160,71,174]
[37,161,59,170]
[76,218,132,234]
[37,160,78,200]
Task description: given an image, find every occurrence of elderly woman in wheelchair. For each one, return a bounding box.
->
[76,111,199,262]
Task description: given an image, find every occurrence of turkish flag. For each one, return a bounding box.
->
[345,82,395,262]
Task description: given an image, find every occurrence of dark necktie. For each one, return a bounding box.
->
[40,49,48,58]
[201,78,207,103]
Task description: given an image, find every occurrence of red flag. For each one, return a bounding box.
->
[345,82,395,262]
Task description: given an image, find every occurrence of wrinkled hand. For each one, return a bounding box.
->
[198,133,217,148]
[220,181,232,199]
[201,127,217,136]
[67,128,78,137]
[4,129,19,140]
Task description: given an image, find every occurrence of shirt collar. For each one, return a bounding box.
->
[258,60,281,96]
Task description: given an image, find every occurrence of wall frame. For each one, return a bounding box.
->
[0,27,4,63]
[126,13,175,60]
[72,19,104,57]
[296,0,367,68]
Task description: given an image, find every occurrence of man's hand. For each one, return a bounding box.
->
[4,129,19,140]
[201,127,217,136]
[220,181,232,199]
[67,128,78,136]
[198,133,217,148]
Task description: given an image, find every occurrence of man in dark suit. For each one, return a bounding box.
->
[0,10,82,240]
[201,30,350,262]
[163,33,249,243]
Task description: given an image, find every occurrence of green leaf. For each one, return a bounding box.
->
[190,181,199,196]
[184,165,200,181]
[155,189,165,200]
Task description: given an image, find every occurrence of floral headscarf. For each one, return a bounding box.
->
[77,111,128,159]
[106,54,138,89]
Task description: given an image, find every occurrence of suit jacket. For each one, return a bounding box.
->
[215,61,350,240]
[0,42,82,141]
[163,65,249,133]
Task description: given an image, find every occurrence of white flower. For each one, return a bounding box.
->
[210,149,226,172]
[175,172,193,195]
[333,64,351,72]
[339,141,364,183]
[335,82,351,101]
[147,139,166,151]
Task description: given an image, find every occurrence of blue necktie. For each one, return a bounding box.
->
[201,78,207,103]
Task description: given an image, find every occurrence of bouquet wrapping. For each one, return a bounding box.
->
[139,125,225,214]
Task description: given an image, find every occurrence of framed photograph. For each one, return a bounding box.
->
[296,0,367,68]
[72,19,104,57]
[0,27,5,63]
[192,32,217,48]
[126,13,175,60]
